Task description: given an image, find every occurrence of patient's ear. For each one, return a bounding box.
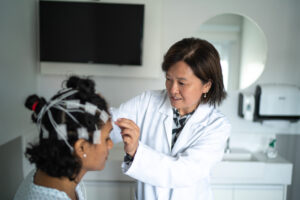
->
[74,139,88,159]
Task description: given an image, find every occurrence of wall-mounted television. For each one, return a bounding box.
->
[39,0,144,66]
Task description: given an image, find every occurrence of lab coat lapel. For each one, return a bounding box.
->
[163,116,173,150]
[171,104,212,154]
[158,92,173,150]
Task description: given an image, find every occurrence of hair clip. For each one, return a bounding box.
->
[32,101,39,111]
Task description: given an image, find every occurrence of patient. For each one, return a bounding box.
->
[14,76,113,200]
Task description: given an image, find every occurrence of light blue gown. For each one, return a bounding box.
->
[14,170,86,200]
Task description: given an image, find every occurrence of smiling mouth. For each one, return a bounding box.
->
[170,96,182,101]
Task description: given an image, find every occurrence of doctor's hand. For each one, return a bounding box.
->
[115,118,140,157]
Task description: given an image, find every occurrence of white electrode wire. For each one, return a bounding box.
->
[57,101,85,114]
[34,89,109,148]
[57,87,73,95]
[68,109,85,113]
[59,100,86,113]
[60,100,109,125]
[47,90,78,109]
[36,90,78,124]
[35,89,78,151]
[47,110,74,151]
[53,104,82,125]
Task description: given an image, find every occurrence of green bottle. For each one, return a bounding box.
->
[266,138,278,159]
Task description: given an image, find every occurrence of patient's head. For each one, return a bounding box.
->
[24,76,113,181]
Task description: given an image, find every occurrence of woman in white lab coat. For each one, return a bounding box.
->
[111,38,231,200]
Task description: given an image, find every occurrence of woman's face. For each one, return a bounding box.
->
[165,61,211,115]
[83,119,114,171]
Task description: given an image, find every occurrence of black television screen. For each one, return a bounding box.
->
[39,1,144,66]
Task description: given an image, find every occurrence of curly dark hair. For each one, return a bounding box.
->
[24,76,109,181]
[162,37,227,106]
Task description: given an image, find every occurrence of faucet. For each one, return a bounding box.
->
[224,138,231,154]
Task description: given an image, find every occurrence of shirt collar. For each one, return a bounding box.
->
[172,107,195,119]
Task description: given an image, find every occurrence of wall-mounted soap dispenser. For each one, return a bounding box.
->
[238,93,255,121]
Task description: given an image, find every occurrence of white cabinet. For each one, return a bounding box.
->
[212,185,286,200]
[233,185,285,200]
[84,182,286,200]
[210,153,292,200]
[84,181,135,200]
[83,150,292,200]
[212,185,233,200]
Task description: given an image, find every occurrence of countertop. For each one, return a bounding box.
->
[83,146,293,185]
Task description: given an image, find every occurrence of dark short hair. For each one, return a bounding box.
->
[162,37,227,106]
[24,76,109,181]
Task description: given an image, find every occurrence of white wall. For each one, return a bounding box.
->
[0,0,38,198]
[0,0,37,146]
[290,0,300,87]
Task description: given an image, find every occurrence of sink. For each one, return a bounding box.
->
[223,148,255,161]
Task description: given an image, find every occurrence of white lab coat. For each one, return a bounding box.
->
[110,90,230,200]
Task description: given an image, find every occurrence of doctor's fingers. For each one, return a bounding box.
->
[122,134,134,144]
[120,127,139,138]
[115,118,139,130]
[121,129,139,154]
[120,129,137,143]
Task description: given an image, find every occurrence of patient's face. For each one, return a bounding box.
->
[84,119,114,171]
